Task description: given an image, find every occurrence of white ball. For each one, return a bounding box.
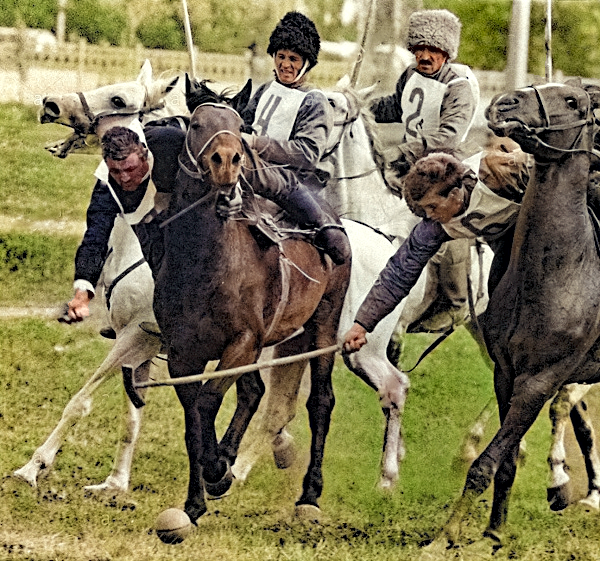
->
[155,508,192,544]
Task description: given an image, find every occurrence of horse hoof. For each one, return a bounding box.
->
[273,442,296,470]
[575,493,600,511]
[184,502,207,524]
[417,536,450,561]
[273,431,296,469]
[294,503,322,523]
[204,463,233,498]
[547,484,571,511]
[13,463,42,488]
[83,481,128,494]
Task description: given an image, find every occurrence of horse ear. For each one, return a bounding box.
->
[565,77,582,87]
[137,59,153,87]
[166,75,179,94]
[583,84,600,110]
[230,79,252,114]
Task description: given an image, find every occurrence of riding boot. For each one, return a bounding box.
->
[272,187,351,265]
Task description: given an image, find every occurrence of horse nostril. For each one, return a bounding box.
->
[211,153,223,165]
[232,153,241,165]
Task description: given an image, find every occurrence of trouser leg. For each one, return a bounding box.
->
[271,187,351,265]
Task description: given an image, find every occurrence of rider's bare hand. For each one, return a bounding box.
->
[343,323,368,354]
[68,289,92,322]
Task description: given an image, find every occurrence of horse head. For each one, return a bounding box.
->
[179,103,245,206]
[486,81,600,161]
[40,60,180,157]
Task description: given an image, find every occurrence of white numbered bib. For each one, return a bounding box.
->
[252,81,310,141]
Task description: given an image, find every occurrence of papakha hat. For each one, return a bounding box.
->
[267,11,321,70]
[407,9,461,61]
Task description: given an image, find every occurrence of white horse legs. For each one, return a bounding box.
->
[232,358,306,482]
[14,329,159,491]
[84,361,150,492]
[548,383,600,511]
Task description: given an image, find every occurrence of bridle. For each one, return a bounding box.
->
[513,85,600,160]
[74,87,165,135]
[162,103,244,228]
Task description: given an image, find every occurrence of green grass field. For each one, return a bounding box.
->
[2,103,600,560]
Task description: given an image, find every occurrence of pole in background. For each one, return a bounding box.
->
[181,0,197,80]
[506,0,530,90]
[545,0,552,82]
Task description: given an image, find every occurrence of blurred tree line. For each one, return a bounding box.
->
[2,0,600,78]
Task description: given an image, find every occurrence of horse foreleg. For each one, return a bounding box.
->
[343,348,410,491]
[174,379,208,523]
[84,360,151,493]
[570,393,600,510]
[218,370,265,468]
[438,366,561,547]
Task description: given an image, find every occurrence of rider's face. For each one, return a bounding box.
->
[274,49,305,85]
[417,186,465,224]
[412,45,448,75]
[106,151,149,192]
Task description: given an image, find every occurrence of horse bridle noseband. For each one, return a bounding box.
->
[520,85,600,159]
[162,104,244,228]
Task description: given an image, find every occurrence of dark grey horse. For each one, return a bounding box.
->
[427,81,600,552]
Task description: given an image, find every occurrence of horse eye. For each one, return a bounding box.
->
[565,97,578,110]
[110,96,127,109]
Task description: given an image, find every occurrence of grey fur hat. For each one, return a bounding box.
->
[267,11,320,69]
[407,9,461,61]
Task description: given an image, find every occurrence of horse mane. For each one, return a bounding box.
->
[334,84,388,183]
[186,76,252,116]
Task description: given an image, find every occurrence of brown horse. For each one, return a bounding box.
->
[153,102,351,523]
[427,81,600,552]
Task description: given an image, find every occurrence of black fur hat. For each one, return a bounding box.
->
[267,11,320,70]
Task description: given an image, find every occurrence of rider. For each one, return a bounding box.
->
[67,124,182,326]
[370,9,480,330]
[342,150,529,353]
[239,11,350,266]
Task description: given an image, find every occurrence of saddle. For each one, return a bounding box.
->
[231,189,316,248]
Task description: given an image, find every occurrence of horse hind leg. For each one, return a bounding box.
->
[232,349,307,482]
[570,394,600,510]
[547,384,592,511]
[84,360,151,493]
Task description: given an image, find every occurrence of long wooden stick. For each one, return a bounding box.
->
[133,344,342,389]
[181,0,197,80]
[350,0,377,88]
